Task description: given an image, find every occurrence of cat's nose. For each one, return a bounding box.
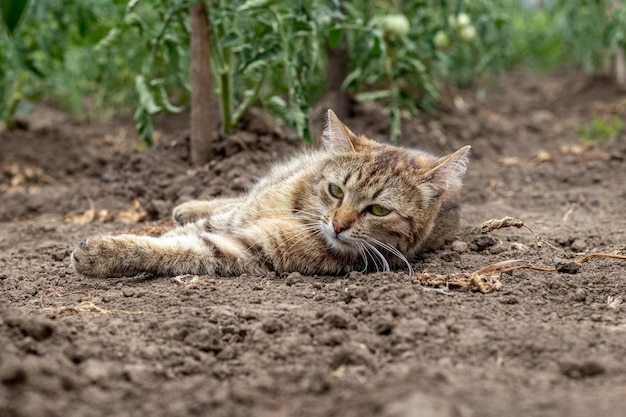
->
[333,220,350,234]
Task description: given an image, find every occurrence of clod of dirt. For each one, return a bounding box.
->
[450,240,468,253]
[570,239,587,252]
[555,261,581,274]
[4,314,55,341]
[323,310,355,329]
[260,317,284,334]
[569,288,587,303]
[0,361,27,385]
[372,315,395,335]
[283,272,303,286]
[184,324,223,353]
[469,236,498,252]
[345,284,369,302]
[393,318,429,343]
[559,360,606,379]
[383,391,460,417]
[330,342,375,369]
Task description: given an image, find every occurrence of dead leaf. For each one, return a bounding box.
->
[113,200,147,223]
[65,200,146,224]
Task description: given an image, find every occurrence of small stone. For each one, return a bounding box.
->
[450,240,468,253]
[122,287,135,297]
[570,239,587,252]
[570,288,587,302]
[509,242,529,252]
[556,261,581,274]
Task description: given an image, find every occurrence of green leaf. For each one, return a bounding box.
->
[237,0,274,12]
[134,105,155,147]
[341,67,362,90]
[238,44,281,73]
[328,26,343,49]
[0,0,30,34]
[220,32,240,49]
[126,0,141,15]
[151,79,185,114]
[94,28,121,52]
[355,90,392,102]
[135,75,161,115]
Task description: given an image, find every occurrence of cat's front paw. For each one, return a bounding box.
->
[70,237,126,278]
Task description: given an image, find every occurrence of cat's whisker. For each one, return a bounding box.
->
[364,242,390,272]
[371,238,414,277]
[356,243,369,273]
[361,242,381,273]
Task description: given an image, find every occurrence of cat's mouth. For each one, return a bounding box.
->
[320,223,359,255]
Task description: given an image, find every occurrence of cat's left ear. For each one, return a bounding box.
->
[321,110,357,152]
[425,145,471,198]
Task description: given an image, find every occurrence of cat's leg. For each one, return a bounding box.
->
[172,197,243,225]
[71,222,260,278]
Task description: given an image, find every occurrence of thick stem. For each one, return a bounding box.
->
[220,66,233,132]
[190,1,216,166]
[325,43,350,119]
[616,47,626,90]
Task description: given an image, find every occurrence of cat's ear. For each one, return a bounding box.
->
[424,145,471,198]
[321,110,357,152]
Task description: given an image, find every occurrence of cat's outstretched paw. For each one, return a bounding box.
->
[70,237,127,278]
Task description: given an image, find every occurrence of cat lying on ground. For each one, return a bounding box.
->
[71,110,470,278]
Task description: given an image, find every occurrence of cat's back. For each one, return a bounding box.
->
[248,148,330,196]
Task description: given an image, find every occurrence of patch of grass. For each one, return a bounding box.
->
[576,116,624,142]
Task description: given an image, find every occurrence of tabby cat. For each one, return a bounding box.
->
[71,110,470,278]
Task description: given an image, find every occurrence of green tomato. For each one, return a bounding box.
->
[380,14,410,36]
[456,13,471,28]
[458,24,476,42]
[434,30,450,49]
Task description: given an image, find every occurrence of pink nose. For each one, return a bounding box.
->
[333,220,349,234]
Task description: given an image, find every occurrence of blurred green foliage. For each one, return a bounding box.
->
[577,116,624,142]
[2,0,626,143]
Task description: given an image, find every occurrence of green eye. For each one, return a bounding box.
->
[328,183,344,199]
[368,204,391,216]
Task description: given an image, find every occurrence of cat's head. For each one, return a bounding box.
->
[310,110,470,269]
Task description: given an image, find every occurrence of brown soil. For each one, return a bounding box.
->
[1,71,626,417]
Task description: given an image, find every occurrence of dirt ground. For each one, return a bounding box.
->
[1,71,625,417]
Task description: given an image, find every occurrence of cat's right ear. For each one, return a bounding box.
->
[321,110,357,152]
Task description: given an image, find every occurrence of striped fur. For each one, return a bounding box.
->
[71,110,470,278]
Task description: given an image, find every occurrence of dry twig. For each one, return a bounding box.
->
[481,216,567,256]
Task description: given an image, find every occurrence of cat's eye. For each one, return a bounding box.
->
[328,183,344,199]
[368,204,391,216]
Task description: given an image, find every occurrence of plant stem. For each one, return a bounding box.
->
[232,66,268,126]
